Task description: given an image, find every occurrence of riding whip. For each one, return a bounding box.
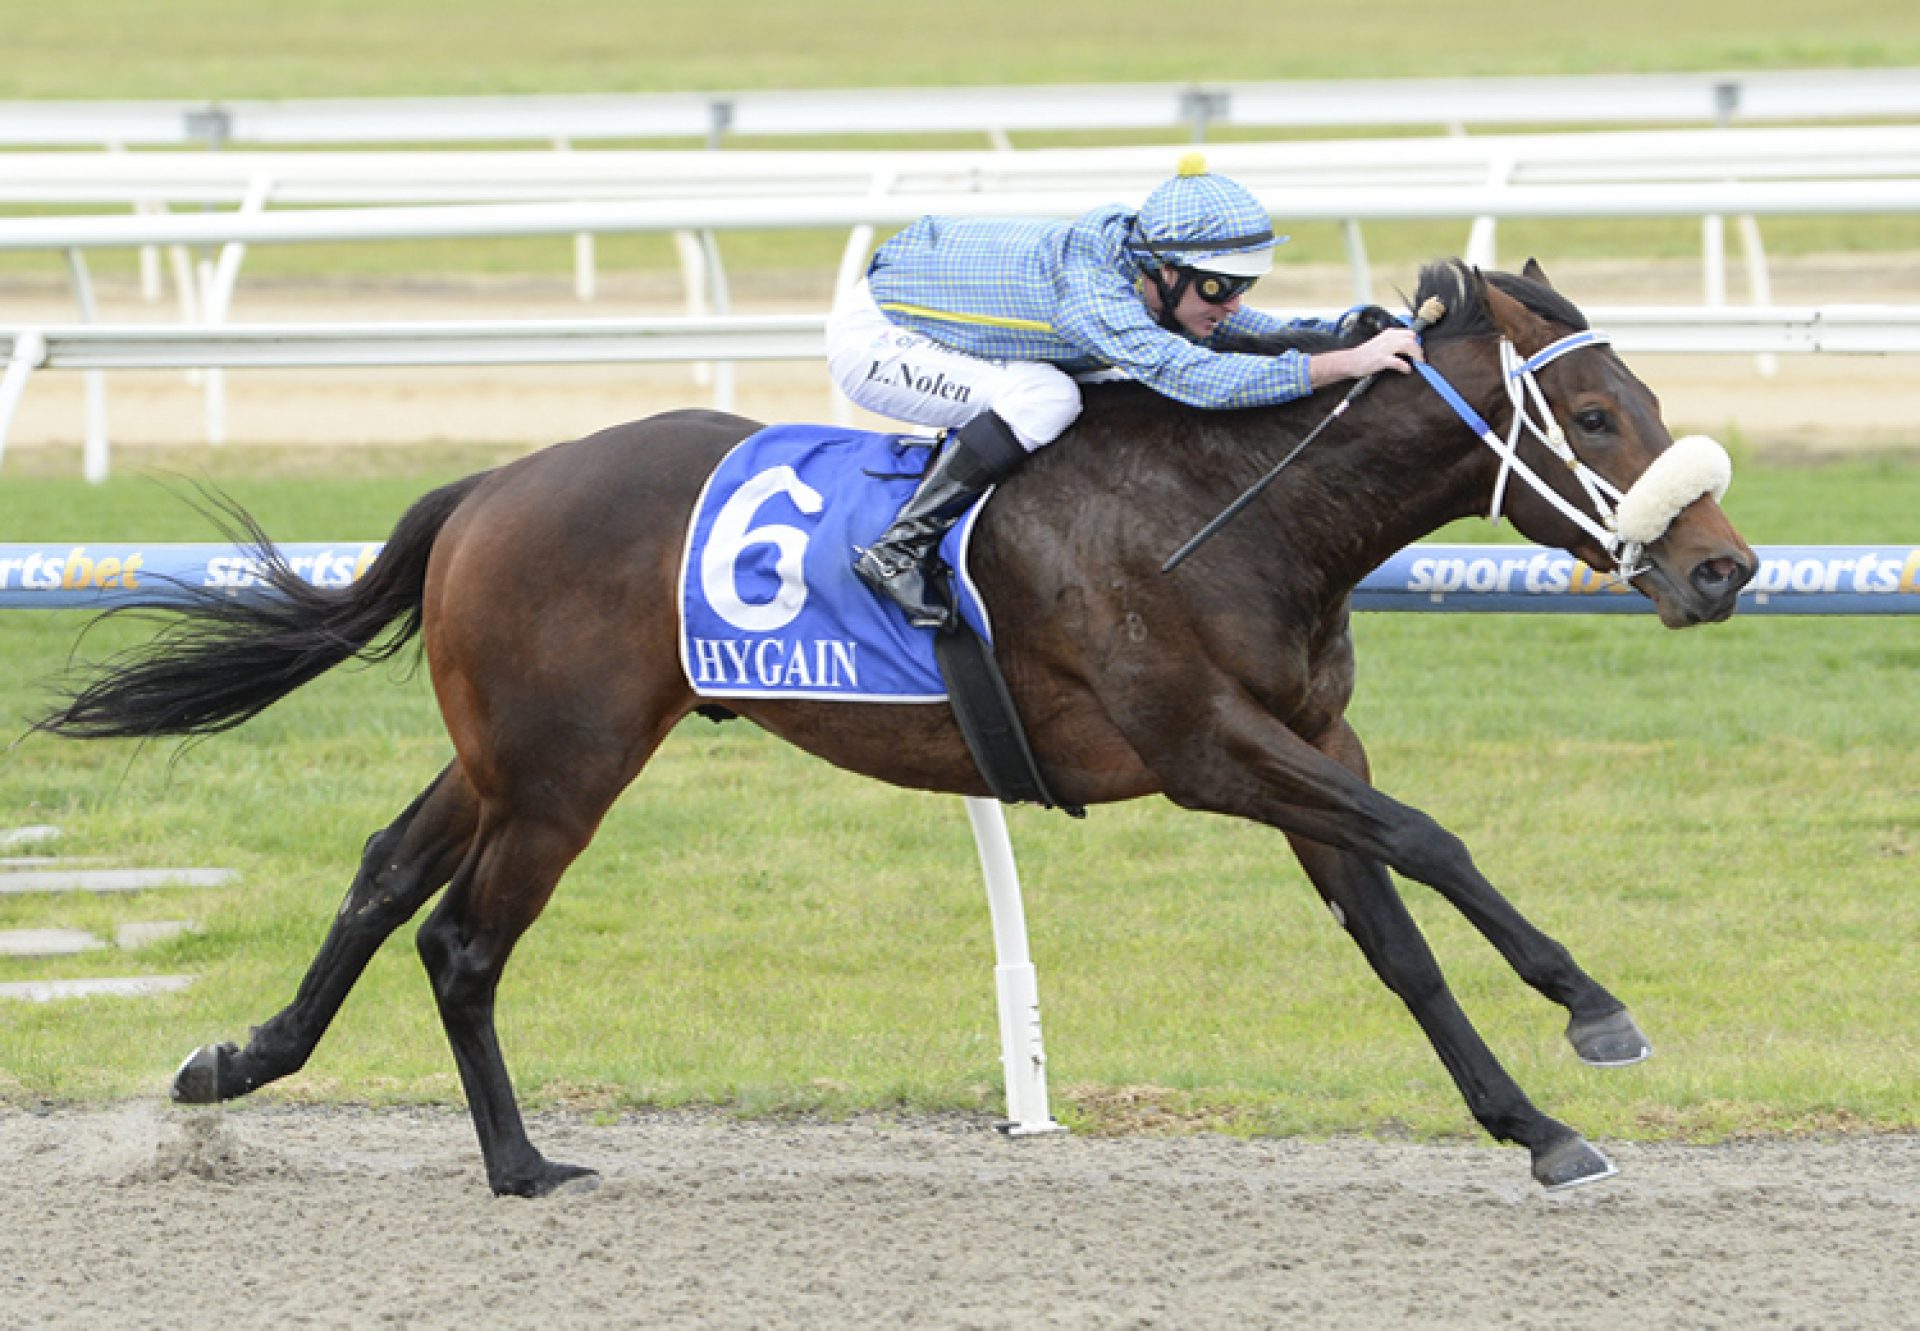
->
[1160,296,1447,575]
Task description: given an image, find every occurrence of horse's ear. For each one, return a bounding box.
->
[1521,257,1554,288]
[1483,275,1547,349]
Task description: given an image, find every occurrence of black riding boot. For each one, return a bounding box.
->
[854,411,1028,629]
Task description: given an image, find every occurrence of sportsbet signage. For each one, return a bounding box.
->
[0,544,381,607]
[1360,545,1920,614]
[0,542,1914,615]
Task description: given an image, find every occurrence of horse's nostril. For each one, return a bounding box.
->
[1691,556,1754,596]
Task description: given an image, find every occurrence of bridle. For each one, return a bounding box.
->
[1414,329,1731,581]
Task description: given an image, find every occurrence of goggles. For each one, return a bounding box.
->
[1189,269,1258,305]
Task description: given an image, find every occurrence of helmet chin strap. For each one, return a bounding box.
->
[1145,266,1196,333]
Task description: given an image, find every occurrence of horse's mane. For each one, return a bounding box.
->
[1211,322,1350,357]
[1416,259,1590,342]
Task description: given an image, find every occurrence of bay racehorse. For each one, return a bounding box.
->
[38,260,1755,1197]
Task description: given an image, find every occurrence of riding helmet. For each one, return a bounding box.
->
[1129,152,1284,278]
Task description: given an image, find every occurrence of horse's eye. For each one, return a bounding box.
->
[1573,409,1612,434]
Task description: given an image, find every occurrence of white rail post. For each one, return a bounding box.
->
[62,249,110,483]
[107,140,166,302]
[828,228,870,427]
[555,138,596,302]
[963,797,1065,1137]
[199,174,273,446]
[1703,213,1727,307]
[1340,219,1373,306]
[0,329,48,469]
[701,98,735,410]
[700,230,735,413]
[1465,155,1511,270]
[1736,214,1779,379]
[828,169,896,426]
[672,231,713,387]
[1704,83,1734,317]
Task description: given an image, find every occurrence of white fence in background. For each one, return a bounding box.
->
[5,69,1920,149]
[14,179,1906,248]
[4,117,1917,476]
[6,174,1916,338]
[9,129,1914,205]
[6,305,1919,482]
[6,126,1915,305]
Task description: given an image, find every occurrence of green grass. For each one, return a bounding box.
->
[8,1,1920,99]
[0,451,1915,1142]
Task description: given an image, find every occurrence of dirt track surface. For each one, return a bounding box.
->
[2,1104,1916,1330]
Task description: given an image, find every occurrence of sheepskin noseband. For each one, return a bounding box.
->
[1613,434,1733,545]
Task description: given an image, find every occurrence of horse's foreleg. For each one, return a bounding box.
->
[172,765,477,1104]
[1153,700,1616,1188]
[1307,720,1650,1067]
[415,810,601,1199]
[1283,834,1614,1189]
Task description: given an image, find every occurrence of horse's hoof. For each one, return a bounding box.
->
[1567,1008,1652,1067]
[547,1168,602,1198]
[1532,1135,1618,1191]
[497,1162,601,1199]
[170,1043,236,1104]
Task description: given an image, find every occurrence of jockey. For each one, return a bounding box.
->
[829,151,1424,629]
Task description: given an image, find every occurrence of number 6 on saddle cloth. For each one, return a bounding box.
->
[678,421,1073,811]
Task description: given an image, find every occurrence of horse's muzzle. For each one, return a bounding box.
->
[1639,548,1756,626]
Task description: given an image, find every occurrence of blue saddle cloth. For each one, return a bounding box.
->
[678,423,993,702]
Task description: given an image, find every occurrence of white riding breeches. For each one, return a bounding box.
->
[826,280,1083,451]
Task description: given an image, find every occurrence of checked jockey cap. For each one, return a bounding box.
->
[1129,152,1284,281]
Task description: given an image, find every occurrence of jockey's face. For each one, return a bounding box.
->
[1142,266,1244,340]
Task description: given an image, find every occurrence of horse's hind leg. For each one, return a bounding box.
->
[413,802,612,1198]
[172,764,477,1103]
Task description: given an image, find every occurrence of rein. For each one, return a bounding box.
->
[1157,293,1732,581]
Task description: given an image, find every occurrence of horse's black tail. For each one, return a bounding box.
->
[35,472,491,742]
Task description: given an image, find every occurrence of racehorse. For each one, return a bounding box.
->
[38,259,1755,1197]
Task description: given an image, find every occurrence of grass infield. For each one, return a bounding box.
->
[0,449,1914,1140]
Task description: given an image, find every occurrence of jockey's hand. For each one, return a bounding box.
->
[1308,327,1425,388]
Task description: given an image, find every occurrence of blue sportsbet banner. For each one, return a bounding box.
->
[0,543,381,608]
[1,541,1916,615]
[1358,544,1920,615]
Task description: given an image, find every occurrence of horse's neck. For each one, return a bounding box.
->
[1257,367,1499,592]
[1006,366,1500,605]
